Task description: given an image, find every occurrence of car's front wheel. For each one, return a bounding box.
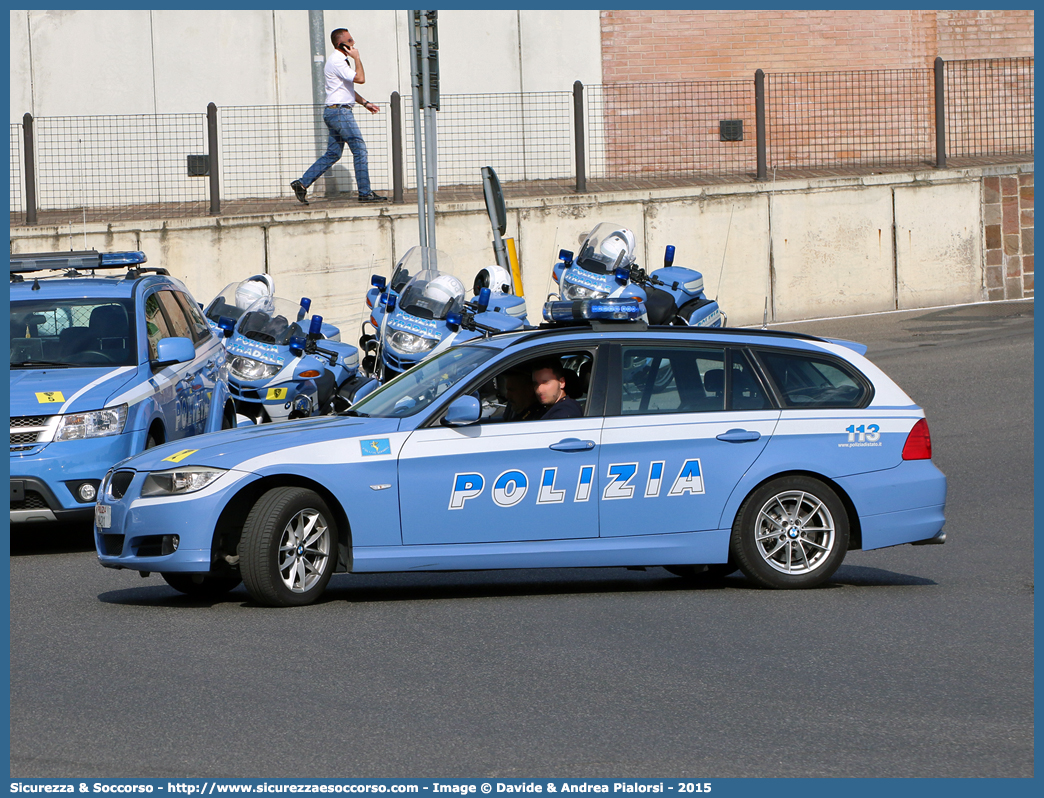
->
[238,487,337,606]
[731,476,849,589]
[161,572,241,598]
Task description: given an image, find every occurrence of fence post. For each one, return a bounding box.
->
[934,57,946,169]
[573,80,586,193]
[755,70,767,181]
[391,91,404,203]
[207,103,220,215]
[22,113,37,225]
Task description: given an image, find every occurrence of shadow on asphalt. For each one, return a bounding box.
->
[10,522,95,556]
[95,563,935,608]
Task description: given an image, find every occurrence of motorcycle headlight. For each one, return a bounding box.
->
[387,330,439,355]
[141,467,227,497]
[55,404,128,442]
[560,280,608,301]
[229,355,281,381]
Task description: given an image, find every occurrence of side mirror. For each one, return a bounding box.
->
[218,316,236,338]
[153,337,196,369]
[442,395,481,427]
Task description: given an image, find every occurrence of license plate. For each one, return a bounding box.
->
[95,503,111,529]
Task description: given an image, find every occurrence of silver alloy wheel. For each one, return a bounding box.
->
[277,508,331,593]
[753,490,836,575]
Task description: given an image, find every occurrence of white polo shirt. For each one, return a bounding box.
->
[324,52,357,106]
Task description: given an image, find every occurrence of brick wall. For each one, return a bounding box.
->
[600,10,1034,83]
[984,172,1034,300]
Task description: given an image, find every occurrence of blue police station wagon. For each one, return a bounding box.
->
[93,298,946,605]
[10,250,236,525]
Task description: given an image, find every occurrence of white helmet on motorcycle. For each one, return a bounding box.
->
[423,273,465,305]
[598,227,636,268]
[235,274,275,310]
[473,265,514,296]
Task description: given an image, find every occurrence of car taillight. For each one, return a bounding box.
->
[902,418,932,460]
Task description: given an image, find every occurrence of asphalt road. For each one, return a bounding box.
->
[9,300,1034,778]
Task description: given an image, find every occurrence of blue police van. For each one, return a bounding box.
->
[10,250,236,525]
[93,297,946,605]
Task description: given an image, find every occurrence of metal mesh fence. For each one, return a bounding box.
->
[766,69,936,169]
[402,91,574,190]
[585,81,755,179]
[218,104,391,201]
[32,113,209,219]
[946,58,1034,158]
[11,123,23,217]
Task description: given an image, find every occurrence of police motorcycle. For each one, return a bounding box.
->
[204,279,371,423]
[551,223,726,327]
[359,246,526,381]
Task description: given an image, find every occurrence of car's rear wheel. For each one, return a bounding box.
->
[731,476,849,589]
[161,572,241,597]
[238,487,336,607]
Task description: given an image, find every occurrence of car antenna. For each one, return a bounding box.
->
[714,202,735,303]
[544,224,560,301]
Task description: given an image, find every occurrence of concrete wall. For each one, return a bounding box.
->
[9,9,603,122]
[13,164,1028,336]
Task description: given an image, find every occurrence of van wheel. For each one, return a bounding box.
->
[731,476,849,589]
[238,487,336,607]
[161,573,241,597]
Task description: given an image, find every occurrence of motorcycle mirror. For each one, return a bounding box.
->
[371,274,387,291]
[218,316,236,338]
[288,335,307,357]
[664,245,676,268]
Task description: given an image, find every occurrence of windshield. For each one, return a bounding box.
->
[350,343,498,418]
[204,276,274,324]
[235,296,310,345]
[575,222,636,275]
[10,298,137,368]
[397,269,465,321]
[389,246,452,295]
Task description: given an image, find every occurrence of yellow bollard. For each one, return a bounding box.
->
[505,237,524,296]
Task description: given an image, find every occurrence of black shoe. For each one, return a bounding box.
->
[358,191,388,203]
[291,180,309,204]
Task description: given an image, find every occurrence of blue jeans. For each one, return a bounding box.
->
[300,106,371,195]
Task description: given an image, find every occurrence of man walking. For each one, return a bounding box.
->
[291,28,387,205]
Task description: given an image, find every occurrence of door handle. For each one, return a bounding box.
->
[716,429,761,443]
[549,438,595,452]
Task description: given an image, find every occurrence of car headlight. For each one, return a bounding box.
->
[140,467,227,497]
[229,355,281,381]
[55,404,128,442]
[387,330,439,355]
[560,280,608,301]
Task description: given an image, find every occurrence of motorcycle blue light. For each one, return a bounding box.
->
[664,245,676,267]
[446,312,462,331]
[309,315,323,336]
[301,297,312,312]
[476,287,491,312]
[558,249,574,266]
[371,274,387,290]
[288,335,307,356]
[386,295,397,312]
[614,266,630,285]
[99,251,148,266]
[379,294,388,306]
[218,316,236,338]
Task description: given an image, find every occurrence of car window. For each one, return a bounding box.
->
[174,291,213,345]
[157,291,194,342]
[471,350,596,423]
[620,345,725,415]
[10,298,136,368]
[144,293,175,361]
[755,349,868,408]
[730,350,772,410]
